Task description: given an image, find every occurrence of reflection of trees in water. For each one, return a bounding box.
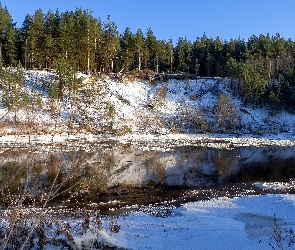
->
[227,146,295,183]
[111,145,295,188]
[165,146,219,187]
[0,149,86,209]
[1,145,295,194]
[119,146,220,187]
[231,156,295,182]
[212,148,239,180]
[143,151,169,185]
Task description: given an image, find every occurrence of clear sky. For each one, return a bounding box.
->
[1,0,295,42]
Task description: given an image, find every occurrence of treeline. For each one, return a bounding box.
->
[0,3,295,112]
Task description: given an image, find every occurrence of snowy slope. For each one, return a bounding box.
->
[0,70,295,139]
[1,71,295,249]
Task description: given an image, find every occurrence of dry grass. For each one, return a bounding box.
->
[269,215,295,250]
[178,104,209,134]
[135,109,166,134]
[0,142,124,249]
[152,84,167,109]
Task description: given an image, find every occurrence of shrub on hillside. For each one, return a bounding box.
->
[216,93,240,132]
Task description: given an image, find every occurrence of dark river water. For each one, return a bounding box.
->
[78,144,295,188]
[1,143,295,213]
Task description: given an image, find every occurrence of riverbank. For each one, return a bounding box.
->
[1,179,294,250]
[107,193,295,250]
[0,132,294,152]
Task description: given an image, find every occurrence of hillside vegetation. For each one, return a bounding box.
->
[0,68,294,137]
[0,3,295,137]
[0,3,295,116]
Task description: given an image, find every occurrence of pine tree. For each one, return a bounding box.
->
[168,38,174,73]
[135,29,144,71]
[195,58,200,76]
[87,15,103,73]
[59,11,76,65]
[175,38,192,73]
[145,28,158,71]
[2,24,16,66]
[157,40,169,73]
[21,14,35,69]
[0,4,16,65]
[183,38,193,73]
[0,4,9,59]
[73,8,89,71]
[120,27,135,72]
[44,10,60,69]
[54,58,76,98]
[175,38,186,72]
[227,57,240,95]
[101,15,119,72]
[91,17,103,72]
[240,61,268,106]
[32,8,46,69]
[1,63,25,115]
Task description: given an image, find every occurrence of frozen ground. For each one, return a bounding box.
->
[0,133,295,151]
[40,190,295,250]
[1,70,295,139]
[1,70,295,249]
[1,184,294,250]
[105,194,295,250]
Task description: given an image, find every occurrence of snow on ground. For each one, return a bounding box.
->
[0,70,292,137]
[1,184,294,250]
[118,133,295,149]
[254,181,295,190]
[1,71,295,249]
[103,194,295,250]
[0,70,294,140]
[0,133,295,152]
[0,69,294,148]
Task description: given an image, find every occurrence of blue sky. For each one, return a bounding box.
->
[1,0,295,42]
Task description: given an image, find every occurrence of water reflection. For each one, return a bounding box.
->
[107,145,295,188]
[0,144,295,191]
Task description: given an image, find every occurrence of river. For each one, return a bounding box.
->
[1,141,294,214]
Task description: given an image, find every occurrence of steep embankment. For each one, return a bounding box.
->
[0,70,295,141]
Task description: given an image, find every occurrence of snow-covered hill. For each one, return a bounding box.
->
[1,71,295,250]
[0,70,295,139]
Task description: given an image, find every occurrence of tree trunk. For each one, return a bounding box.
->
[269,60,272,79]
[138,55,141,71]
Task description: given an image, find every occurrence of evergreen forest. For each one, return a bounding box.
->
[0,3,295,112]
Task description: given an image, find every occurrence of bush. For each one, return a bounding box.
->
[216,93,240,132]
[269,214,295,250]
